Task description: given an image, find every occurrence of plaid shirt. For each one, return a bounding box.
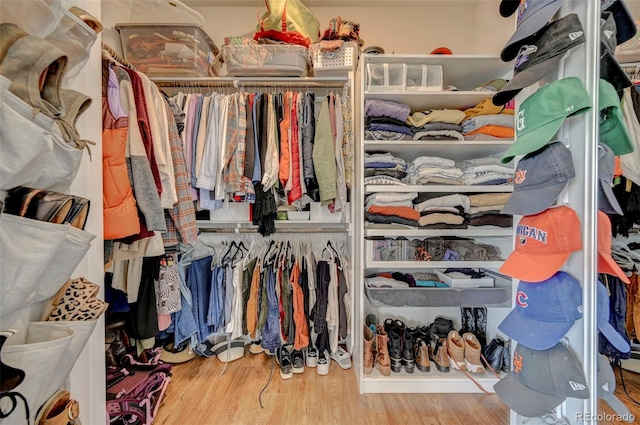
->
[162,101,198,247]
[224,93,254,199]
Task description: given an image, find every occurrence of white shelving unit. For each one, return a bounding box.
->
[356,53,516,393]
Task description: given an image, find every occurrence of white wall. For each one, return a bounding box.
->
[101,0,515,58]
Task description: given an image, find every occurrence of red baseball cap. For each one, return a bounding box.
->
[499,206,583,282]
[430,47,452,55]
[598,211,630,283]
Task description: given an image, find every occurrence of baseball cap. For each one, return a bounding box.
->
[494,342,589,418]
[500,77,591,164]
[602,0,637,44]
[597,354,634,420]
[601,11,634,94]
[498,271,583,350]
[499,205,583,282]
[493,14,586,107]
[598,143,625,215]
[501,0,565,62]
[430,47,452,55]
[598,280,631,353]
[599,78,634,156]
[502,141,575,216]
[598,211,631,283]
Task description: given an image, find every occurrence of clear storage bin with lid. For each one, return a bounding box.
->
[366,63,405,91]
[115,23,221,77]
[223,44,308,77]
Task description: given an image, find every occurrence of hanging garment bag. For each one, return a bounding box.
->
[255,0,321,47]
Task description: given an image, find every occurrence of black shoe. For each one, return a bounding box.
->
[482,337,505,372]
[430,317,453,339]
[275,346,293,379]
[502,339,512,373]
[402,329,415,373]
[388,330,403,373]
[291,349,305,374]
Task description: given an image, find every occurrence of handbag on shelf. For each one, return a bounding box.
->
[255,0,320,47]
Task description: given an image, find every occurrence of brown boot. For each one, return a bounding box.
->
[363,325,375,375]
[414,337,430,373]
[375,325,391,376]
[429,336,450,373]
[462,333,485,373]
[447,330,466,371]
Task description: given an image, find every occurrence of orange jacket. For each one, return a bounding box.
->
[288,93,303,204]
[279,92,292,186]
[102,99,140,240]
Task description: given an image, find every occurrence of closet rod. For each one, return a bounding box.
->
[150,76,349,89]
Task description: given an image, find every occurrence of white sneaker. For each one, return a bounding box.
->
[306,346,318,368]
[317,350,330,376]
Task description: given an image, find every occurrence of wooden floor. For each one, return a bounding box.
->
[153,349,640,425]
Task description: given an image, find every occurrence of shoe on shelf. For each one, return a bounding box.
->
[363,325,375,375]
[330,346,352,370]
[502,339,512,373]
[306,346,318,368]
[462,333,485,374]
[429,336,450,373]
[275,346,293,379]
[447,330,466,371]
[365,313,378,327]
[430,317,454,339]
[482,337,505,373]
[369,324,378,354]
[317,350,330,376]
[402,329,415,374]
[460,307,476,336]
[375,325,391,376]
[474,307,488,349]
[414,337,430,373]
[291,349,305,374]
[387,329,403,373]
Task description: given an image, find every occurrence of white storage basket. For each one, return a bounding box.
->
[366,63,405,92]
[405,64,443,91]
[310,41,359,76]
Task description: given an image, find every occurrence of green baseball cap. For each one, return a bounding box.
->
[501,77,592,164]
[599,78,634,156]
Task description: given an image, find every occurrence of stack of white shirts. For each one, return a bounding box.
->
[461,157,514,186]
[404,156,464,185]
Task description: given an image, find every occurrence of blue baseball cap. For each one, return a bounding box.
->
[498,271,583,350]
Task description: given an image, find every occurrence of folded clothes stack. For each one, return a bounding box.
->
[462,97,515,141]
[364,152,407,186]
[364,98,412,141]
[466,192,513,228]
[404,156,464,186]
[461,157,514,186]
[413,193,469,229]
[365,192,419,228]
[407,108,466,141]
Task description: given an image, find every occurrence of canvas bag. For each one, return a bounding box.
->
[255,0,320,47]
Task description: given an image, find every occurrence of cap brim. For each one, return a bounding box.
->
[500,250,570,281]
[495,372,566,417]
[603,393,634,419]
[493,54,564,106]
[598,179,624,215]
[499,307,575,350]
[599,321,631,353]
[501,116,565,164]
[501,180,568,216]
[500,0,565,61]
[601,51,634,93]
[598,251,631,284]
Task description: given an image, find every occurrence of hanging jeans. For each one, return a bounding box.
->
[261,265,281,352]
[187,256,214,343]
[599,276,631,360]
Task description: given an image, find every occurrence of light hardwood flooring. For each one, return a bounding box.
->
[153,349,640,425]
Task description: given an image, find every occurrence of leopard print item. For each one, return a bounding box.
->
[45,277,107,321]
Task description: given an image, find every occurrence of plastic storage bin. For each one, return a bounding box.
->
[115,23,221,77]
[366,63,404,91]
[223,44,309,77]
[310,41,359,76]
[405,64,443,91]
